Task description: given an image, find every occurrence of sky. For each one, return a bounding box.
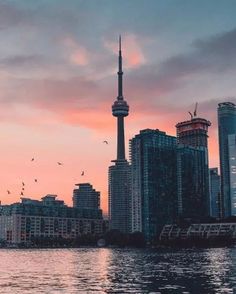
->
[0,0,236,213]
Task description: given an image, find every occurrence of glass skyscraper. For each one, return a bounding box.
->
[176,113,211,221]
[218,102,236,217]
[130,129,177,241]
[209,168,221,218]
[177,146,210,220]
[229,134,236,215]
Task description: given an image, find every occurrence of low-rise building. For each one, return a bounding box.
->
[0,195,108,244]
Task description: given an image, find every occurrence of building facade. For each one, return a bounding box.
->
[229,134,236,216]
[176,114,211,220]
[0,195,107,244]
[130,129,177,241]
[108,37,131,234]
[176,117,211,148]
[73,183,100,211]
[176,145,210,220]
[218,102,236,217]
[108,162,131,233]
[209,168,221,218]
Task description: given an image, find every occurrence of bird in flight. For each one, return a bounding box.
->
[57,162,63,166]
[22,182,25,186]
[34,179,38,183]
[31,158,34,161]
[22,188,25,191]
[103,140,108,145]
[81,171,85,176]
[7,190,11,195]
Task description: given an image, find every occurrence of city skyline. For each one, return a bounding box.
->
[0,1,236,213]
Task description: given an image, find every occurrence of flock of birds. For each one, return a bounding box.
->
[6,140,109,197]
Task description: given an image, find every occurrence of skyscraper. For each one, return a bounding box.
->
[209,168,221,218]
[130,129,177,241]
[176,111,211,220]
[177,145,210,220]
[73,183,100,211]
[228,134,236,216]
[218,102,236,217]
[108,37,131,233]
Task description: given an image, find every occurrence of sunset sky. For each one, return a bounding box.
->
[0,0,236,213]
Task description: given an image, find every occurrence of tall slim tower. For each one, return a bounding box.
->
[108,36,131,233]
[112,36,129,159]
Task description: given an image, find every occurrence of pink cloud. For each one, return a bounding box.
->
[105,34,146,69]
[63,37,89,66]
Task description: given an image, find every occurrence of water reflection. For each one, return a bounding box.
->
[0,248,235,293]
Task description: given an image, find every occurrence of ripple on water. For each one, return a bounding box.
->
[0,248,236,293]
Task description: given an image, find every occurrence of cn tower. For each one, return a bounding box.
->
[108,36,131,233]
[112,36,129,161]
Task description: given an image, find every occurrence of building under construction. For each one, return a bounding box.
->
[176,104,211,148]
[176,103,211,221]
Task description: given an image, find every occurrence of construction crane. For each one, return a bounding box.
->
[193,102,198,117]
[188,111,193,120]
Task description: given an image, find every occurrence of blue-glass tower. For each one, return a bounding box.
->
[209,168,221,218]
[218,102,236,217]
[130,129,177,241]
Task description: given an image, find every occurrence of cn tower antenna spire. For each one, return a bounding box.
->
[118,35,123,100]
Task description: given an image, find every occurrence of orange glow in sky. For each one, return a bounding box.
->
[0,1,235,215]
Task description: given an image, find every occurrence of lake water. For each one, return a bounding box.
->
[0,247,235,293]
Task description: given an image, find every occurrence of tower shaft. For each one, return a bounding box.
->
[117,116,125,160]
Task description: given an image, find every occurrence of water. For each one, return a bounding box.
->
[0,247,235,293]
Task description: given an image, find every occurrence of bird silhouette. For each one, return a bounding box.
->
[7,190,11,195]
[20,192,24,196]
[22,188,25,191]
[22,182,25,186]
[57,162,63,166]
[103,140,108,144]
[34,179,38,183]
[81,171,85,176]
[31,158,34,161]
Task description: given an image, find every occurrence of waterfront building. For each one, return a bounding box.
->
[176,112,211,220]
[130,129,177,241]
[108,37,131,234]
[218,102,236,217]
[0,195,107,244]
[209,168,221,218]
[229,134,236,216]
[176,145,210,220]
[73,183,100,211]
[160,223,236,241]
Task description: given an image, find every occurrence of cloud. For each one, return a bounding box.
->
[0,2,34,30]
[127,27,236,100]
[63,37,89,66]
[0,55,47,68]
[105,34,146,69]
